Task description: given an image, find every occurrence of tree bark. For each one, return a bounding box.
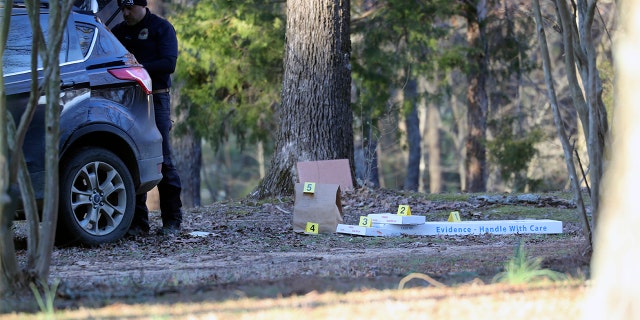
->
[251,0,354,199]
[464,1,488,192]
[172,131,201,208]
[403,79,421,191]
[34,0,76,284]
[0,185,20,296]
[38,15,63,284]
[0,121,20,295]
[0,1,17,295]
[171,84,201,209]
[586,0,640,316]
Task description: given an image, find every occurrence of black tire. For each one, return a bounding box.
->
[58,147,135,246]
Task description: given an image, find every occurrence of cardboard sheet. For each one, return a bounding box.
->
[297,159,353,191]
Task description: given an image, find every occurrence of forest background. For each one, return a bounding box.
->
[133,0,615,207]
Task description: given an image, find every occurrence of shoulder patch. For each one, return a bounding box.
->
[138,28,149,40]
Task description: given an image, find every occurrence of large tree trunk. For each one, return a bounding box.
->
[251,0,354,199]
[586,0,640,317]
[464,1,488,192]
[403,79,421,191]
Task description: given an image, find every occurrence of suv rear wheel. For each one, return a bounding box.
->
[58,147,135,245]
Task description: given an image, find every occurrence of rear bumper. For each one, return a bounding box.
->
[128,91,163,194]
[136,155,163,194]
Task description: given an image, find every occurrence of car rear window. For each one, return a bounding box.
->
[3,14,73,75]
[76,22,96,58]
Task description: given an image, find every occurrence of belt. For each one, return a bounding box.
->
[151,88,170,94]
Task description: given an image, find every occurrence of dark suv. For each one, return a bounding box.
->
[4,2,163,245]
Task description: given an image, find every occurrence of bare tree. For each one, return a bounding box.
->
[0,0,20,294]
[552,0,609,231]
[0,0,75,295]
[532,0,591,248]
[251,0,354,198]
[530,0,610,247]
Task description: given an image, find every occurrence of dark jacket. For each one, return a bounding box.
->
[111,9,178,90]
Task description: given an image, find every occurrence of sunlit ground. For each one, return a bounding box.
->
[2,281,588,320]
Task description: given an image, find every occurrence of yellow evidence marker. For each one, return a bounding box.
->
[448,211,461,222]
[303,182,316,194]
[359,216,372,227]
[305,222,319,234]
[397,205,412,216]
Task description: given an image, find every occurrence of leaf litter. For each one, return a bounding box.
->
[9,189,589,312]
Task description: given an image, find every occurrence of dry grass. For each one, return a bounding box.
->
[1,281,588,319]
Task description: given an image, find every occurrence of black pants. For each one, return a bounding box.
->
[132,92,183,231]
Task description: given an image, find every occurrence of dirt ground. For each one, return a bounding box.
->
[6,188,591,313]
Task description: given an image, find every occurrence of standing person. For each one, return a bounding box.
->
[111,0,183,236]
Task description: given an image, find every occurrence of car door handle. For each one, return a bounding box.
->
[60,80,75,90]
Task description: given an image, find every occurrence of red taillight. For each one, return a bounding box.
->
[108,67,153,95]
